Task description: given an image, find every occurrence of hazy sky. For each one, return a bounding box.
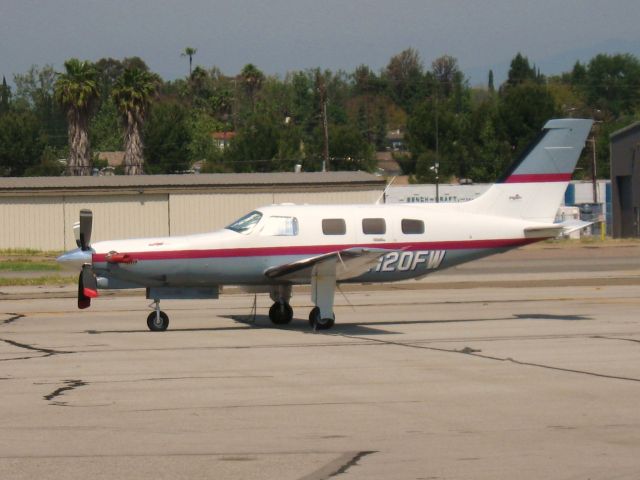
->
[2,0,640,86]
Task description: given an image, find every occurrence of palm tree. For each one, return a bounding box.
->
[181,47,197,76]
[111,68,157,175]
[54,59,99,176]
[240,63,265,111]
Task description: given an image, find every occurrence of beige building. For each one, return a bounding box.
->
[0,172,385,251]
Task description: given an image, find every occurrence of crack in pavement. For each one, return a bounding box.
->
[299,451,376,480]
[336,334,640,384]
[1,313,25,325]
[44,379,88,406]
[592,335,640,345]
[1,338,73,356]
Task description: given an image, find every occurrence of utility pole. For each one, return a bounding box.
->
[431,162,440,203]
[316,71,329,172]
[435,90,439,202]
[590,136,597,203]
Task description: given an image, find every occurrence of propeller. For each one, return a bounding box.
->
[76,209,93,251]
[78,264,98,309]
[74,209,98,309]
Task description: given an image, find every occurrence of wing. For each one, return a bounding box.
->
[264,247,390,283]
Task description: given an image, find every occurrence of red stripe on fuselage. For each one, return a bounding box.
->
[92,238,540,263]
[504,173,571,183]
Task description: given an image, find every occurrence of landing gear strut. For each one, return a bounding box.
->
[147,300,169,331]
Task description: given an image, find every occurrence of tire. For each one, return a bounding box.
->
[147,311,169,331]
[309,307,335,330]
[269,302,293,325]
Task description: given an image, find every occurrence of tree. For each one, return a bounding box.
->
[0,110,46,175]
[0,76,10,114]
[54,59,100,175]
[505,53,540,88]
[384,48,427,112]
[143,99,191,173]
[239,63,265,112]
[181,47,197,76]
[488,70,495,93]
[111,68,157,174]
[13,65,66,147]
[432,55,460,97]
[583,53,640,116]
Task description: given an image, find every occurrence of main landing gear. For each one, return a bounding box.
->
[147,300,169,331]
[308,306,335,330]
[269,301,293,324]
[267,284,335,329]
[268,285,293,325]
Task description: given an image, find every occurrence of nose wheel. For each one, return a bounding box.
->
[269,301,293,325]
[147,300,169,331]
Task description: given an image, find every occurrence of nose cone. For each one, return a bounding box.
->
[57,248,93,271]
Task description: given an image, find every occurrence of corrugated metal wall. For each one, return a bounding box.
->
[0,197,64,250]
[63,195,169,250]
[0,188,381,251]
[169,193,274,235]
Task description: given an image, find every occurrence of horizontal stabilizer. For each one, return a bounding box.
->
[557,219,593,235]
[524,219,592,239]
[264,247,389,283]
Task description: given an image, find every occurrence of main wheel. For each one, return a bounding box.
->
[269,302,293,325]
[147,311,169,331]
[308,307,335,330]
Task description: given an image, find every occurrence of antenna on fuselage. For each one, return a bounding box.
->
[375,176,396,205]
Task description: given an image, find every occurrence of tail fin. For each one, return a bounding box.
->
[462,118,593,223]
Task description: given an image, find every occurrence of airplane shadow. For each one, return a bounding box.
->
[84,312,591,335]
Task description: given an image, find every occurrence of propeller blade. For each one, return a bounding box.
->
[79,209,93,251]
[78,264,98,309]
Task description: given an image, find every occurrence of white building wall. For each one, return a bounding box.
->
[0,187,382,251]
[169,193,274,235]
[0,197,65,250]
[272,190,381,205]
[62,194,169,250]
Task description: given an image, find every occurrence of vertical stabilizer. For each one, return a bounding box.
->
[461,118,593,223]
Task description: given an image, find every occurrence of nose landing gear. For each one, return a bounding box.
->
[147,300,169,331]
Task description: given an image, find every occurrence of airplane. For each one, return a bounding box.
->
[57,118,593,331]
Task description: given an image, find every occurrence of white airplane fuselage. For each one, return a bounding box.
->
[86,203,541,288]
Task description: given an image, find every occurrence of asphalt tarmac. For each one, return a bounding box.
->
[0,243,639,479]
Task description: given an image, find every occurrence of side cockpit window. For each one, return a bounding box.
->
[260,216,299,236]
[226,210,263,234]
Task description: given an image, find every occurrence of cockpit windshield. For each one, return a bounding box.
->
[225,210,263,234]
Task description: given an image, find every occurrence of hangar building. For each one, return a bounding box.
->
[610,123,640,238]
[0,172,385,251]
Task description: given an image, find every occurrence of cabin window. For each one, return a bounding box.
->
[322,218,346,235]
[401,219,425,234]
[362,218,386,235]
[260,216,299,236]
[226,210,263,234]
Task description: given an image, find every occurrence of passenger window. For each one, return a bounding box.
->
[362,218,386,235]
[401,219,425,234]
[322,218,346,235]
[260,216,299,236]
